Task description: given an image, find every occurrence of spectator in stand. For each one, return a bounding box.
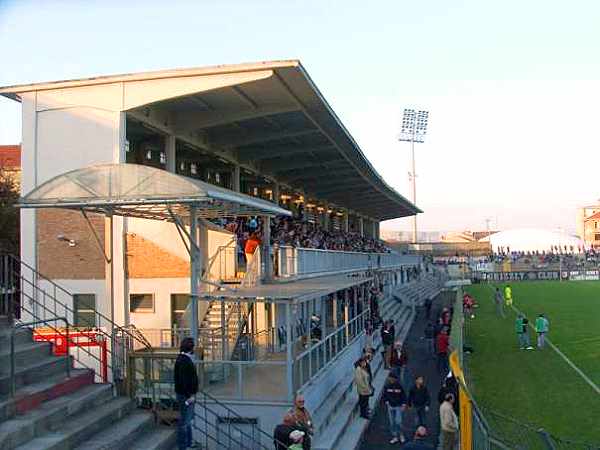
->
[354,357,373,419]
[289,394,313,450]
[273,414,297,450]
[174,337,199,450]
[390,341,408,387]
[436,329,450,376]
[403,426,434,450]
[424,321,435,357]
[244,232,261,264]
[424,297,433,320]
[440,394,459,450]
[382,372,407,444]
[408,376,431,428]
[535,313,550,349]
[381,321,395,370]
[288,430,305,450]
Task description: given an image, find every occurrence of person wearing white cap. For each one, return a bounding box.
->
[288,430,305,450]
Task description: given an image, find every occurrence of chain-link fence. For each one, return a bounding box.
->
[450,288,600,450]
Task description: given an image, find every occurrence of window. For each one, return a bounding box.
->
[74,294,96,327]
[130,294,155,313]
[171,294,190,328]
[595,233,600,242]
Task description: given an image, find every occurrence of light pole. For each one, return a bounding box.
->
[399,109,429,243]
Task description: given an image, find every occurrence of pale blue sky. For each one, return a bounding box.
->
[2,0,600,232]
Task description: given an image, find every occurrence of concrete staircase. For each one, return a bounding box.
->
[0,316,176,450]
[311,290,415,450]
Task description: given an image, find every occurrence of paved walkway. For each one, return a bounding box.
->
[359,292,453,449]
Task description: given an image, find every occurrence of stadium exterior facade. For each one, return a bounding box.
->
[0,61,443,449]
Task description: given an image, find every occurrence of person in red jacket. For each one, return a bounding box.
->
[389,341,408,387]
[244,232,261,264]
[436,329,450,376]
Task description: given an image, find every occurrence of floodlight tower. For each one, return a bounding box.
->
[399,109,429,243]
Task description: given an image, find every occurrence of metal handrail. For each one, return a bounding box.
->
[10,317,70,397]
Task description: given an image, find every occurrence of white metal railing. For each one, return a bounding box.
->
[275,246,420,279]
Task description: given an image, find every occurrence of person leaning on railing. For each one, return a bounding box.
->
[174,337,199,450]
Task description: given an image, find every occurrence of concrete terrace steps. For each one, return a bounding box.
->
[0,383,113,450]
[0,341,53,374]
[127,426,179,450]
[13,397,136,450]
[0,355,74,396]
[0,369,94,422]
[312,305,415,450]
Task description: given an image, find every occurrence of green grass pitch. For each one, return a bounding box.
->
[463,281,600,443]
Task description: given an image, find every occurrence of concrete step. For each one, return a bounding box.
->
[0,356,73,395]
[0,342,53,375]
[0,369,94,422]
[14,397,135,450]
[0,383,113,450]
[0,328,34,348]
[127,426,177,450]
[71,410,154,450]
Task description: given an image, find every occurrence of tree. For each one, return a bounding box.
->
[0,168,19,255]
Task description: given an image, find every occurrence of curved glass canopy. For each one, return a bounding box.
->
[21,163,291,220]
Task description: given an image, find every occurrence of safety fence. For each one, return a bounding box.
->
[451,288,600,450]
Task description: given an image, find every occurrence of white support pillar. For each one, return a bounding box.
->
[232,165,241,192]
[359,216,365,237]
[262,216,272,282]
[343,210,349,233]
[272,183,280,205]
[373,221,378,239]
[165,135,176,173]
[190,207,200,345]
[285,303,294,401]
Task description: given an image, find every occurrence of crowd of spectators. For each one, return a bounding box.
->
[215,215,391,255]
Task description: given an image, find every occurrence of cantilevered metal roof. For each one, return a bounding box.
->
[19,163,291,221]
[1,60,420,221]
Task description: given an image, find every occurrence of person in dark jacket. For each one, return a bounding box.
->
[408,376,431,427]
[273,413,296,450]
[382,373,407,444]
[174,337,199,450]
[381,321,395,369]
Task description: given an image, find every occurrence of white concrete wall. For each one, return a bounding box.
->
[127,277,190,329]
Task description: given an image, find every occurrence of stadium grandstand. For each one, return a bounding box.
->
[0,61,447,449]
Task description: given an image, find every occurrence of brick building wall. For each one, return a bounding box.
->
[126,233,189,278]
[37,209,106,279]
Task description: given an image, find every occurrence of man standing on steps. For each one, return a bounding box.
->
[439,393,458,450]
[174,337,199,450]
[383,372,407,444]
[403,426,435,450]
[354,357,373,419]
[535,313,550,349]
[494,287,505,318]
[408,376,431,428]
[289,394,313,450]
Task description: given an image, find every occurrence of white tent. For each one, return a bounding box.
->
[481,228,583,253]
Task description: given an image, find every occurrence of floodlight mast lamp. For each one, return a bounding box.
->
[399,109,429,243]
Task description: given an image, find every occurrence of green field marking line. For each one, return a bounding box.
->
[510,303,600,396]
[482,284,600,397]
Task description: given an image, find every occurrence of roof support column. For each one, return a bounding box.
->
[190,206,200,345]
[343,210,349,233]
[359,216,365,237]
[232,165,241,192]
[285,302,294,402]
[262,216,272,282]
[272,183,280,206]
[165,135,176,173]
[374,221,379,240]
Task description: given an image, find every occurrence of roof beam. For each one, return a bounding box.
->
[173,104,299,132]
[210,128,319,148]
[283,169,357,185]
[239,144,336,163]
[261,157,346,174]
